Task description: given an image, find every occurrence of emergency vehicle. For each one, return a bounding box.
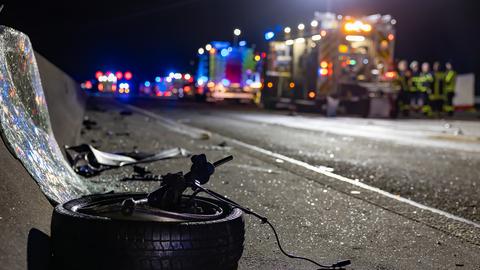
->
[92,70,133,95]
[262,12,397,116]
[139,73,195,99]
[196,41,263,103]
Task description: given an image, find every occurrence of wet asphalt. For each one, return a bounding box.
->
[80,97,480,269]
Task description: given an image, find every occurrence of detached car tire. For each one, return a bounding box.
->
[51,193,245,270]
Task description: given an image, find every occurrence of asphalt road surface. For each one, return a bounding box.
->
[129,98,480,224]
[81,97,480,269]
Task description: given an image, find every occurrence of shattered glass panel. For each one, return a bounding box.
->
[0,26,94,203]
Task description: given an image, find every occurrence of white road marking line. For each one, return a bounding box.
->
[229,138,480,229]
[128,104,480,229]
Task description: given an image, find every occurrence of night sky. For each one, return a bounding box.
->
[1,0,479,92]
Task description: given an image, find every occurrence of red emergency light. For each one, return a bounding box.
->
[95,71,103,79]
[115,71,123,80]
[124,71,133,80]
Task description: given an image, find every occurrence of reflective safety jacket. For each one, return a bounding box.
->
[415,72,434,93]
[409,71,421,92]
[393,71,409,92]
[444,70,457,93]
[431,71,445,100]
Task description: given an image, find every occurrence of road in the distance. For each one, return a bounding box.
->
[131,99,480,223]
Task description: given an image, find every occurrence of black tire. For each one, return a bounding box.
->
[51,193,244,270]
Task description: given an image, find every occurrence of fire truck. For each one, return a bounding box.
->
[262,12,397,117]
[196,41,263,103]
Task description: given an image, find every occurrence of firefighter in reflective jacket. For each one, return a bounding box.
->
[443,62,456,116]
[431,62,445,115]
[415,62,434,116]
[408,61,420,110]
[393,60,411,116]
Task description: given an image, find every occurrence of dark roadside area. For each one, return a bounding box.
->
[80,96,480,269]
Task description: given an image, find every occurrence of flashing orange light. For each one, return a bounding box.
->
[95,71,103,79]
[338,44,349,54]
[320,61,329,69]
[388,34,395,41]
[344,21,371,33]
[254,55,261,61]
[320,30,327,37]
[124,71,132,80]
[125,89,130,94]
[320,68,329,76]
[98,83,104,91]
[308,91,316,99]
[210,48,216,54]
[184,86,191,92]
[112,84,117,91]
[119,88,124,93]
[385,71,397,79]
[85,81,92,89]
[267,82,273,88]
[156,91,163,97]
[289,82,295,89]
[380,40,389,49]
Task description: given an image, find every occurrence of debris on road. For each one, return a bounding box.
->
[121,165,162,182]
[119,110,133,116]
[82,116,97,130]
[61,154,351,270]
[65,144,191,177]
[106,130,130,137]
[201,141,233,151]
